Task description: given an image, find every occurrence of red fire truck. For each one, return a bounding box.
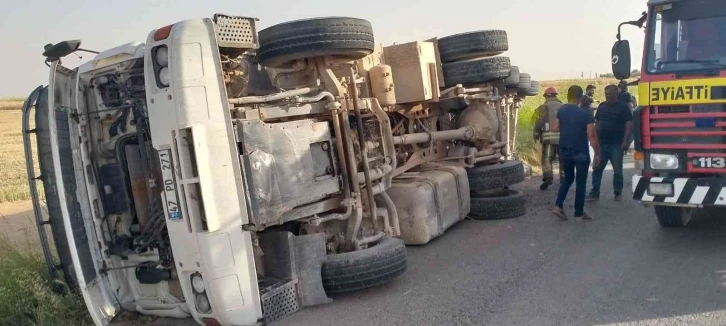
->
[614,0,726,227]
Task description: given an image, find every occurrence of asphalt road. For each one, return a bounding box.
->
[119,163,726,326]
[272,164,726,326]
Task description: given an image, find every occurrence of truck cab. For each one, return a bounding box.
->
[23,14,534,325]
[614,0,726,227]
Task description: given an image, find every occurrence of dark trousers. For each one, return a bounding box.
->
[556,149,591,216]
[591,143,625,195]
[541,143,564,184]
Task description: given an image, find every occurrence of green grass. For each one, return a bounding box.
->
[0,233,90,326]
[515,78,638,170]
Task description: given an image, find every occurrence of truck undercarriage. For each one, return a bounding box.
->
[23,14,537,325]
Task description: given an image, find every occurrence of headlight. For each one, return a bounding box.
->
[158,67,170,87]
[191,274,205,293]
[155,46,168,67]
[650,153,679,170]
[195,293,212,314]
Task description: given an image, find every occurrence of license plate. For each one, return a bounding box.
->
[692,156,726,169]
[159,149,182,221]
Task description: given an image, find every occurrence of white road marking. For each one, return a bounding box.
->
[597,310,726,326]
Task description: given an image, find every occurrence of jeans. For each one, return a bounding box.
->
[591,143,625,195]
[556,149,591,216]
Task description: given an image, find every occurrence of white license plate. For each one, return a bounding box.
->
[159,149,182,221]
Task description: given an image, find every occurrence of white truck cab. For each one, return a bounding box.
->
[23,14,533,325]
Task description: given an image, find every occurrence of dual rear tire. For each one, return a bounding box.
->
[467,160,528,220]
[438,31,511,87]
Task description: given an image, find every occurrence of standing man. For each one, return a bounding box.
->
[588,85,633,201]
[619,90,636,153]
[582,85,597,114]
[552,86,600,221]
[533,87,564,190]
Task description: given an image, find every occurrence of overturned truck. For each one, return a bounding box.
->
[23,15,536,326]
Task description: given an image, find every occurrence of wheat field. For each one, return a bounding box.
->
[0,107,44,203]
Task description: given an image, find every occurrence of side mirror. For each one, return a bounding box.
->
[612,40,632,80]
[42,40,82,60]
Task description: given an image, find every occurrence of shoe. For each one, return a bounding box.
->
[540,181,552,190]
[586,192,600,202]
[614,193,623,201]
[575,213,594,222]
[552,207,568,221]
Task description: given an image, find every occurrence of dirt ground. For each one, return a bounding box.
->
[0,200,44,248]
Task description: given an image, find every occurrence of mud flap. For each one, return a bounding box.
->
[257,232,331,323]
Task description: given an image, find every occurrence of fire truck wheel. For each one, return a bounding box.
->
[467,160,525,192]
[470,189,527,220]
[525,80,540,96]
[35,87,78,290]
[655,206,691,227]
[437,30,509,63]
[516,73,532,92]
[442,56,511,87]
[257,17,375,68]
[321,236,407,294]
[503,66,520,87]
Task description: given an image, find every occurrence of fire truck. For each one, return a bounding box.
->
[614,0,726,227]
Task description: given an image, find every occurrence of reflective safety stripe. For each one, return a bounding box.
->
[542,132,559,142]
[632,175,726,206]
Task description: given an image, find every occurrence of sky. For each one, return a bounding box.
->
[0,0,649,97]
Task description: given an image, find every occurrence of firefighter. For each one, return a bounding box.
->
[533,87,564,190]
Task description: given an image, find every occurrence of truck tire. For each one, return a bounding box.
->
[258,17,375,68]
[503,66,520,87]
[525,80,540,96]
[437,30,509,63]
[35,87,78,289]
[470,190,526,220]
[442,56,511,87]
[655,206,692,227]
[516,73,531,92]
[467,160,525,191]
[322,236,407,294]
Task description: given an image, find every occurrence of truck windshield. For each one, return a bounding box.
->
[645,0,726,74]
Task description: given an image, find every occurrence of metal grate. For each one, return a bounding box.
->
[213,14,258,49]
[261,280,300,323]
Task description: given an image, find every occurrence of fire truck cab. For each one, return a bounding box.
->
[614,0,726,227]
